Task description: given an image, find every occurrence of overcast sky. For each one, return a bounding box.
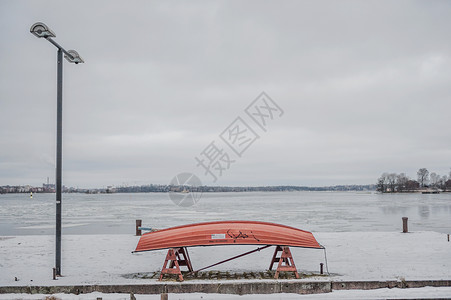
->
[1,0,450,188]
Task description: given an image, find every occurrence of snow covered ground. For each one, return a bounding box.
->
[2,287,451,300]
[1,231,450,298]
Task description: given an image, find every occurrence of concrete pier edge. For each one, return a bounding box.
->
[1,280,450,295]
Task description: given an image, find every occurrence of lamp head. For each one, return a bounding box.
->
[64,50,84,64]
[30,22,56,38]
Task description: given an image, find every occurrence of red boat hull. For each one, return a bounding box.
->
[134,221,322,252]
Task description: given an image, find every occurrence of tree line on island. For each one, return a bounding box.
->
[0,183,377,194]
[377,168,451,193]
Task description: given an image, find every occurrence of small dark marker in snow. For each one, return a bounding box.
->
[14,277,18,281]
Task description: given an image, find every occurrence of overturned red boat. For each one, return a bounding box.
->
[134,220,322,252]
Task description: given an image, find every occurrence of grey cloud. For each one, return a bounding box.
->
[1,0,450,188]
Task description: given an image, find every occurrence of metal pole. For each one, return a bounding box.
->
[55,48,63,276]
[46,37,75,59]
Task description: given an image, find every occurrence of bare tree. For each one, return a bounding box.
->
[396,173,409,192]
[376,173,388,192]
[417,168,429,188]
[438,175,448,190]
[430,172,439,188]
[387,173,396,192]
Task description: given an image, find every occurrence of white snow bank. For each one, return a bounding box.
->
[0,231,450,287]
[2,287,451,300]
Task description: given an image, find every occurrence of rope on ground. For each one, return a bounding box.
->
[321,244,330,275]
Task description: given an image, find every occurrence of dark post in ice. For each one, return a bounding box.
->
[402,217,408,233]
[136,219,142,236]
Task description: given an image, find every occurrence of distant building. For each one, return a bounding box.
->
[106,186,116,193]
[43,183,56,193]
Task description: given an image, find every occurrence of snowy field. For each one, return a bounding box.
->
[1,231,450,297]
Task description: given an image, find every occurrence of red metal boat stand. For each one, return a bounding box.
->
[269,246,300,279]
[159,247,193,281]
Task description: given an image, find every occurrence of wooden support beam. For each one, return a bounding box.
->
[269,246,299,279]
[159,247,193,281]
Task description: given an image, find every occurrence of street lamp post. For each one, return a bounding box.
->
[30,22,84,277]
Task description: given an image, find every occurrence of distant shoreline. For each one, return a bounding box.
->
[1,184,376,194]
[4,184,449,195]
